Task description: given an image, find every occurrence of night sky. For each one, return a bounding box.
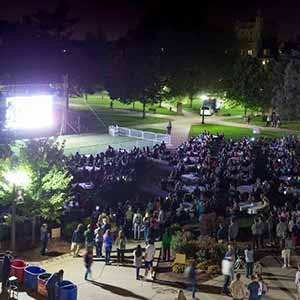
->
[0,0,299,41]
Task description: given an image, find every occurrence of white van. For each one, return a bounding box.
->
[200,106,214,116]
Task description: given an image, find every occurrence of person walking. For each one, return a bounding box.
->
[84,224,95,250]
[230,273,248,300]
[133,244,143,280]
[247,275,260,300]
[71,224,85,257]
[40,223,50,256]
[116,230,126,264]
[144,240,156,279]
[295,264,300,300]
[46,269,64,300]
[162,228,172,261]
[94,224,103,258]
[245,244,255,278]
[257,274,268,299]
[103,229,113,265]
[84,248,93,280]
[133,209,142,240]
[143,216,151,242]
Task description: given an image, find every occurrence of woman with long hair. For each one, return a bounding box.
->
[133,244,143,280]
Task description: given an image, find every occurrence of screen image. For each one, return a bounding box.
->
[5,95,53,129]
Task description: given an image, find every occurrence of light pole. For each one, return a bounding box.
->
[5,170,30,253]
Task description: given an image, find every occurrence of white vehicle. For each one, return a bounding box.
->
[200,106,214,116]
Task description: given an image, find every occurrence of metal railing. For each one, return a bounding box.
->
[108,125,171,144]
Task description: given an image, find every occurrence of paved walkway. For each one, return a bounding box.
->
[14,247,300,300]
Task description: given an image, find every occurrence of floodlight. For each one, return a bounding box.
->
[5,95,53,129]
[5,170,30,187]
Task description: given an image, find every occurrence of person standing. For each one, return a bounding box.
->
[46,269,64,300]
[84,224,94,250]
[245,244,255,278]
[276,218,288,249]
[251,219,260,249]
[40,223,50,256]
[247,275,260,300]
[144,240,156,279]
[94,224,103,258]
[266,212,275,246]
[166,120,172,135]
[103,229,113,265]
[256,218,265,248]
[1,253,11,292]
[125,205,134,237]
[162,228,172,261]
[133,209,142,240]
[143,216,151,242]
[282,234,292,268]
[133,244,143,280]
[84,249,93,280]
[116,230,126,264]
[295,264,300,300]
[228,219,239,242]
[230,273,248,300]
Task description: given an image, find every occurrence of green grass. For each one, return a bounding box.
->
[226,116,300,131]
[136,128,167,134]
[216,102,259,116]
[70,93,177,116]
[189,124,290,139]
[226,116,266,127]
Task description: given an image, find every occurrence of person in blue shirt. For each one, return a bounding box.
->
[103,229,113,265]
[46,269,64,300]
[248,275,260,300]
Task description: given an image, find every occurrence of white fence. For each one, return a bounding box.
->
[109,125,171,145]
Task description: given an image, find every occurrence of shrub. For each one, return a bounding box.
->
[171,231,200,258]
[63,222,78,239]
[170,223,181,233]
[0,223,10,241]
[196,262,206,271]
[207,265,220,275]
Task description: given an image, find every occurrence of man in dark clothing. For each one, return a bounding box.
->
[1,254,11,292]
[46,269,64,300]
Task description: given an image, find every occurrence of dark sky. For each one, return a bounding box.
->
[0,0,299,41]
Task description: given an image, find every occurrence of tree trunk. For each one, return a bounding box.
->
[244,106,247,117]
[190,97,193,108]
[132,101,135,110]
[110,100,113,109]
[31,216,36,246]
[142,102,146,118]
[84,92,88,101]
[159,100,162,108]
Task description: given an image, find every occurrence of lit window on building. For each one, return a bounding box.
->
[263,49,268,56]
[247,49,253,56]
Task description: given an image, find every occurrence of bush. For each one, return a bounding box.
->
[170,223,181,233]
[63,222,78,239]
[207,265,220,275]
[0,223,10,241]
[171,231,200,258]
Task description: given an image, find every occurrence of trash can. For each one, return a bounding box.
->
[37,272,52,297]
[56,280,77,300]
[10,259,26,283]
[24,266,46,291]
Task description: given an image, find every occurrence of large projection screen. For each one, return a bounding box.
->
[5,95,53,129]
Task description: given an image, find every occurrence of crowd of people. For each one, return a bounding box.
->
[25,132,300,299]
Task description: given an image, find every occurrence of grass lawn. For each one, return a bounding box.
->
[73,109,170,129]
[189,123,290,139]
[216,103,259,116]
[136,127,167,134]
[70,94,177,116]
[226,116,300,131]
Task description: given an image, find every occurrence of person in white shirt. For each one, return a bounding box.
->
[295,264,300,300]
[132,209,142,240]
[144,240,156,279]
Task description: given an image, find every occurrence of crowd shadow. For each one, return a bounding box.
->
[89,280,149,300]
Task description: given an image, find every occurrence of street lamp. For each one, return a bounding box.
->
[5,170,30,253]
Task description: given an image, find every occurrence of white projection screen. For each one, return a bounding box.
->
[5,95,53,129]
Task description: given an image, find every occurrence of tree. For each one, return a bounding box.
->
[272,51,300,120]
[226,57,271,115]
[0,139,73,221]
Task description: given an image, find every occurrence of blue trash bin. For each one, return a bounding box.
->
[56,280,77,300]
[24,266,46,291]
